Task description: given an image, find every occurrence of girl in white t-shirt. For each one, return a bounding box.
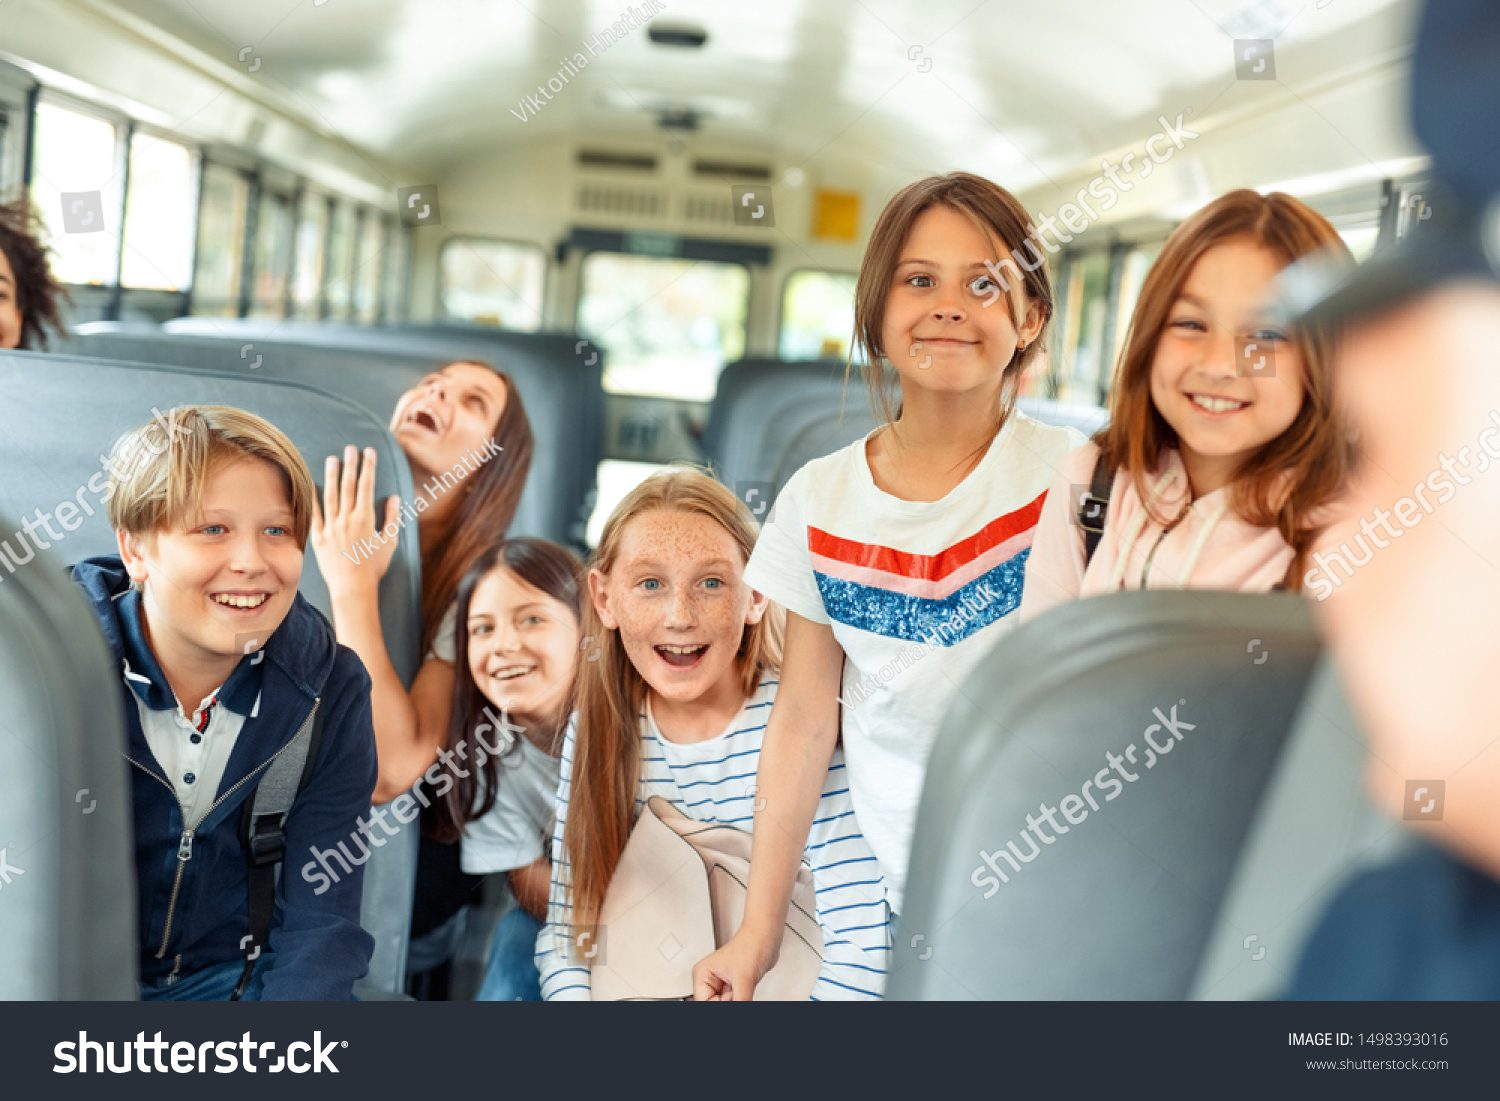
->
[428,537,583,1001]
[538,469,889,1000]
[693,172,1084,1000]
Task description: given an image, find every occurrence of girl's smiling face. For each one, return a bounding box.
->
[466,564,580,729]
[880,204,1043,401]
[1149,237,1306,494]
[589,508,766,708]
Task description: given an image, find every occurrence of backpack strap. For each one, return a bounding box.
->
[231,696,326,1000]
[1077,452,1114,567]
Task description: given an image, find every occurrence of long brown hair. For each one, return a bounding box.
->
[430,537,583,844]
[851,172,1053,431]
[562,468,784,934]
[1097,190,1353,585]
[417,361,534,654]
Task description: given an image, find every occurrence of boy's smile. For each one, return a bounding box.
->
[119,456,302,704]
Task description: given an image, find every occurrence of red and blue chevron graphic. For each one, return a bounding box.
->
[808,491,1047,645]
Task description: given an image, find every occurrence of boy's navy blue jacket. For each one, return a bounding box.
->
[73,556,378,1000]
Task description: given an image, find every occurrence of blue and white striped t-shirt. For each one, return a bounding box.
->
[537,675,891,1000]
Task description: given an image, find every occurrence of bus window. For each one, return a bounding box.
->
[188,163,249,317]
[779,270,857,362]
[1109,242,1165,384]
[1337,224,1380,262]
[250,190,294,319]
[324,200,356,320]
[439,238,545,330]
[120,132,197,293]
[578,252,749,401]
[292,190,328,320]
[382,219,408,323]
[29,99,121,287]
[353,210,384,325]
[1051,252,1111,405]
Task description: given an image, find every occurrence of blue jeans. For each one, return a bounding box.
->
[475,907,543,1001]
[141,951,275,1001]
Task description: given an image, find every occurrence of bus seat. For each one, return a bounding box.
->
[152,319,605,549]
[703,359,865,488]
[771,405,883,498]
[889,590,1323,1000]
[1188,657,1415,999]
[0,526,136,998]
[0,348,421,994]
[704,358,1109,495]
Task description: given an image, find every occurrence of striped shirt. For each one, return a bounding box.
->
[744,414,1086,912]
[537,675,890,1000]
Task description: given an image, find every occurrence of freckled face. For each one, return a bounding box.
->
[590,509,766,706]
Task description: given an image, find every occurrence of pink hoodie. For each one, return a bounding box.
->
[1019,442,1295,624]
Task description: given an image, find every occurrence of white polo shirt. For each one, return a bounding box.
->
[118,589,264,826]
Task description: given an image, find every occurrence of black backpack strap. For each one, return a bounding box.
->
[231,696,327,1000]
[1077,452,1114,567]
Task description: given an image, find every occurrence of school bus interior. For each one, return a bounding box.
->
[0,0,1442,1000]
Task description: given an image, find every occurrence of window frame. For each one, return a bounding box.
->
[573,247,753,400]
[437,234,549,331]
[776,267,860,363]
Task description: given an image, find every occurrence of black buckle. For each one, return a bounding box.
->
[246,814,287,866]
[1077,493,1108,534]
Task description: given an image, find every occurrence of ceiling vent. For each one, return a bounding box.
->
[576,184,667,218]
[576,148,659,173]
[682,192,735,225]
[693,158,772,181]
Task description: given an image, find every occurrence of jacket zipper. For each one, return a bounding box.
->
[124,697,321,961]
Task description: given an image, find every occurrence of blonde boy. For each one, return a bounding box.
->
[72,405,377,1000]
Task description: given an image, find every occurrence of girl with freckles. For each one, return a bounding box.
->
[536,470,889,1000]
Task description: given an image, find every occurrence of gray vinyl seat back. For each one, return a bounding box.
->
[703,359,867,489]
[0,530,136,998]
[770,405,883,500]
[705,358,1109,493]
[889,590,1323,1000]
[148,317,605,547]
[1189,655,1414,999]
[0,348,420,992]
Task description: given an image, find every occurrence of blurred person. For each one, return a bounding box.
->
[0,197,68,350]
[1281,0,1500,998]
